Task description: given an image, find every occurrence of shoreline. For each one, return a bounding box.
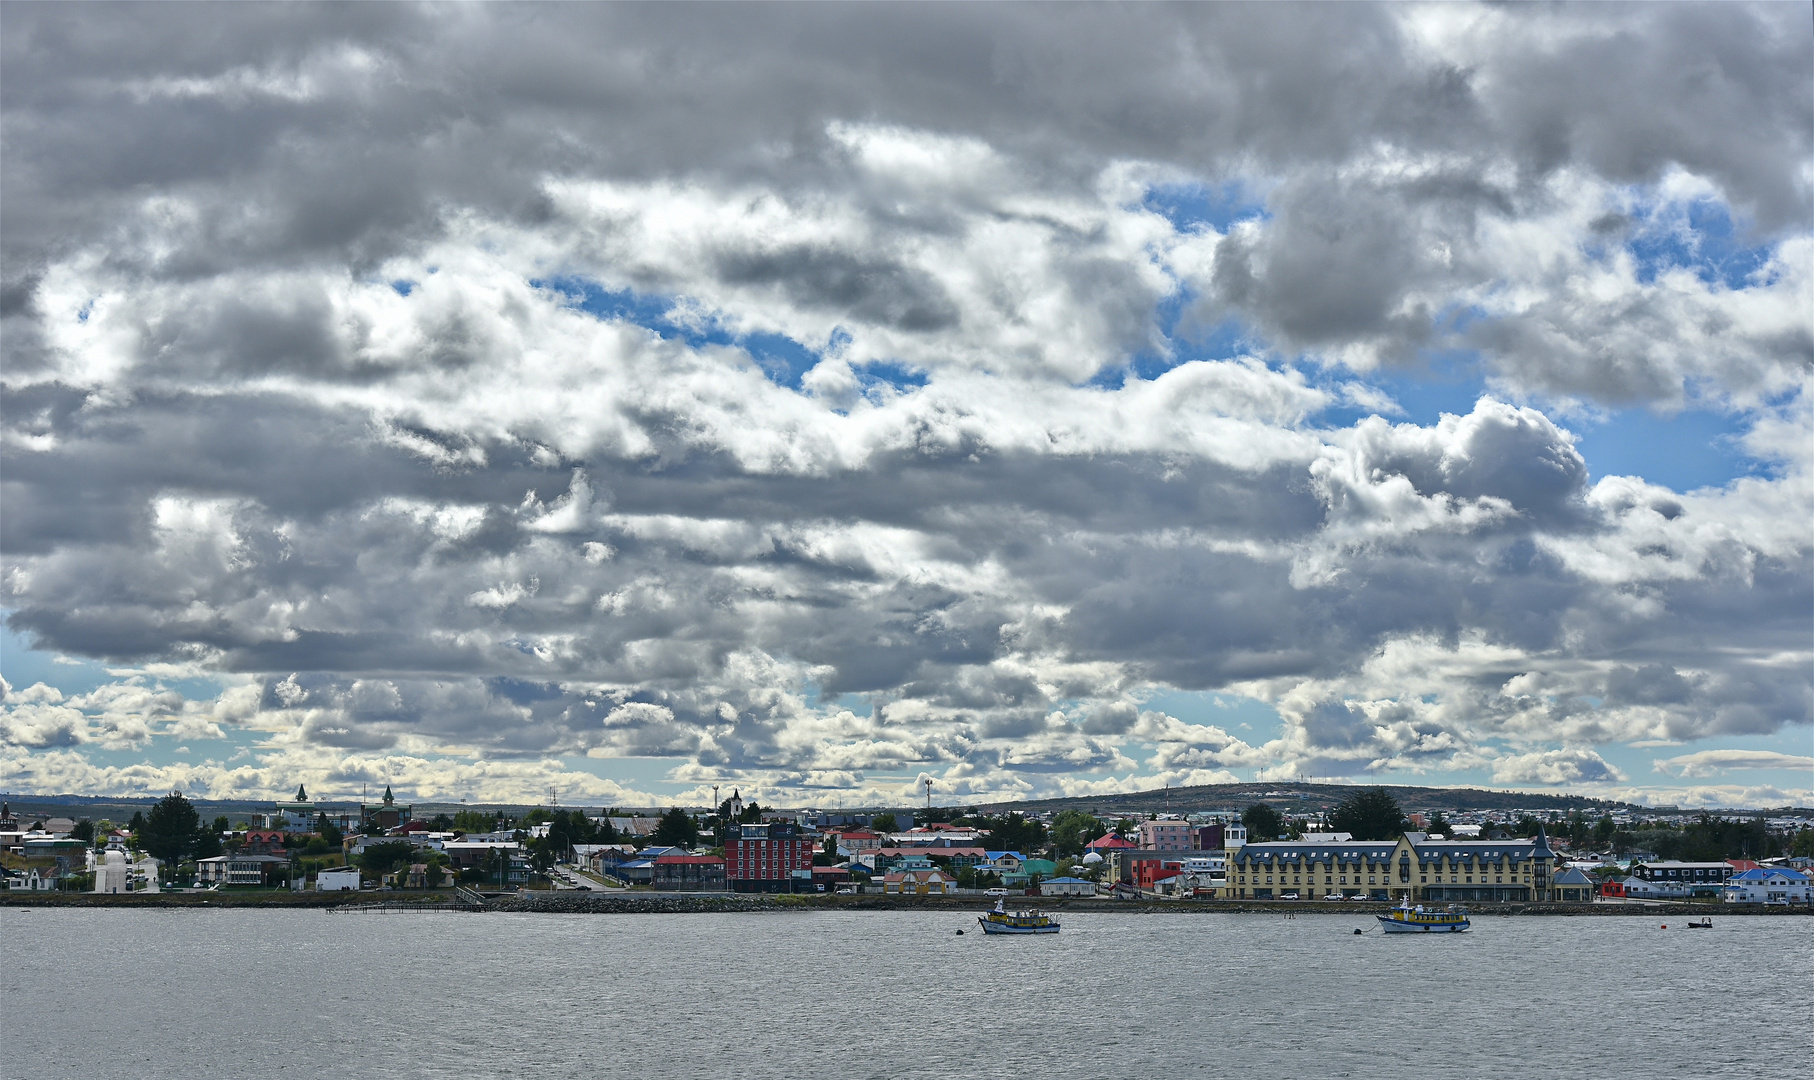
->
[4,891,1805,916]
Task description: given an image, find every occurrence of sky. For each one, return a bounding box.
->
[1,3,1810,811]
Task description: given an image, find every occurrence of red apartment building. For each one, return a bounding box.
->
[725,820,816,893]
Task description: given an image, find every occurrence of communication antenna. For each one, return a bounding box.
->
[923,777,933,810]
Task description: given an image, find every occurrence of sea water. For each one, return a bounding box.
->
[6,907,1806,1079]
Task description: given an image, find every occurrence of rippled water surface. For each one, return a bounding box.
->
[7,907,1807,1079]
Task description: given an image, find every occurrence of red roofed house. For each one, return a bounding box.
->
[832,830,882,855]
[883,867,955,895]
[1086,835,1136,852]
[867,847,988,873]
[239,830,288,856]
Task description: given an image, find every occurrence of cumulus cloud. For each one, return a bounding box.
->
[1652,749,1814,779]
[0,4,1808,804]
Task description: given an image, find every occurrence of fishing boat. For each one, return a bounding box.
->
[1377,899,1469,934]
[977,897,1060,935]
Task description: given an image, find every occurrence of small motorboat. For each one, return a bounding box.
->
[977,898,1060,935]
[1376,899,1469,934]
[1686,918,1712,929]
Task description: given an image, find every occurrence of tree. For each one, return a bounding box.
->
[313,814,343,848]
[870,813,899,834]
[429,813,455,830]
[140,791,203,876]
[128,810,147,835]
[652,807,700,848]
[1328,789,1406,841]
[979,813,1046,854]
[71,819,95,843]
[1790,829,1814,859]
[1567,810,1590,848]
[544,809,593,856]
[1242,803,1285,843]
[452,809,498,835]
[1049,811,1107,857]
[528,838,555,874]
[1425,811,1450,836]
[1594,814,1617,847]
[212,816,231,835]
[357,841,417,878]
[191,829,224,860]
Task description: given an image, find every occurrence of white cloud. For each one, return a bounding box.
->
[1652,749,1814,779]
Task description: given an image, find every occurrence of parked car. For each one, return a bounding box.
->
[985,887,1011,896]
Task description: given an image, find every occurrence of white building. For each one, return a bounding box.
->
[317,867,363,891]
[1723,867,1810,904]
[1038,876,1095,897]
[1182,854,1226,875]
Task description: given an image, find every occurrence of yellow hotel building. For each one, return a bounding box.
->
[1222,829,1559,903]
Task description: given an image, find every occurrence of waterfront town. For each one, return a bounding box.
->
[3,785,1810,908]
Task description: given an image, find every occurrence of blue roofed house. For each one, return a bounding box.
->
[1723,867,1810,904]
[981,851,1024,875]
[1038,876,1095,897]
[1551,865,1595,902]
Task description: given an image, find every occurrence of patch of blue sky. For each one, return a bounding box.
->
[531,274,826,389]
[853,359,929,396]
[1302,327,1770,493]
[1591,729,1814,804]
[1141,180,1269,234]
[557,754,692,798]
[1087,286,1260,390]
[1137,688,1284,744]
[2,621,230,709]
[389,280,415,297]
[2,621,119,698]
[1312,348,1488,431]
[1568,407,1769,491]
[1624,195,1778,290]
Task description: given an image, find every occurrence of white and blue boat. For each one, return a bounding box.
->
[1377,899,1469,933]
[977,898,1060,934]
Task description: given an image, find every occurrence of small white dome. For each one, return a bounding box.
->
[1081,851,1104,864]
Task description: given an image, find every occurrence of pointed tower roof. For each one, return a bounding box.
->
[1531,824,1554,858]
[382,785,394,805]
[296,784,308,802]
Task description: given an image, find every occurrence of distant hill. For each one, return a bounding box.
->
[969,781,1651,818]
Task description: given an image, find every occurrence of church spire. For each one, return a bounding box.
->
[296,783,308,802]
[383,785,394,805]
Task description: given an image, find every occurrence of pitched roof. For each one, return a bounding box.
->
[1729,867,1808,882]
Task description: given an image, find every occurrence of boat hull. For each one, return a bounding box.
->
[978,920,1060,934]
[1377,915,1469,933]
